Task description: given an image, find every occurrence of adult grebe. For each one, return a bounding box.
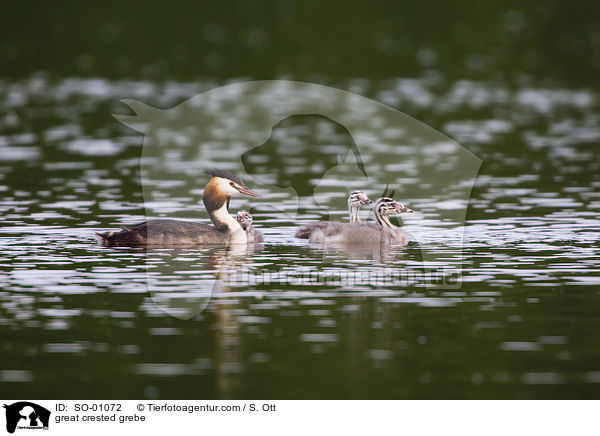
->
[308,197,413,245]
[96,169,261,246]
[294,191,372,239]
[235,210,264,243]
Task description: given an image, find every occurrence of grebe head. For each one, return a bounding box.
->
[375,197,399,216]
[348,191,372,207]
[374,197,413,227]
[203,169,261,212]
[235,210,253,230]
[374,197,414,216]
[348,191,372,223]
[205,168,261,198]
[203,169,260,234]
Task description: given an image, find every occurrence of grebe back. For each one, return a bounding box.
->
[295,191,372,239]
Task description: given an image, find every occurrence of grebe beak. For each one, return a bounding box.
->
[396,203,414,213]
[237,186,262,197]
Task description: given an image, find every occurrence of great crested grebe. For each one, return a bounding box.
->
[294,191,372,239]
[308,197,413,245]
[235,210,264,243]
[96,169,261,246]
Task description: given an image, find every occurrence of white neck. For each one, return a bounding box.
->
[348,204,360,223]
[229,226,248,244]
[209,203,248,244]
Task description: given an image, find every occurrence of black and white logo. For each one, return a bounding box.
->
[3,402,50,434]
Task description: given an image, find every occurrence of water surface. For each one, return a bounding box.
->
[1,76,599,399]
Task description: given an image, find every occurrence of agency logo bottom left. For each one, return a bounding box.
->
[3,402,51,434]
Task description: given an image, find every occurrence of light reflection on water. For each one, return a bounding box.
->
[0,77,599,399]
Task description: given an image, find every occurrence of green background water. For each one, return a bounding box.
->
[1,2,599,399]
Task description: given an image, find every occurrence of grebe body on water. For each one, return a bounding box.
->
[96,169,260,246]
[295,191,372,239]
[308,197,413,245]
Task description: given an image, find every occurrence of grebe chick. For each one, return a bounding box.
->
[235,210,263,243]
[96,169,261,246]
[295,191,372,239]
[309,197,413,246]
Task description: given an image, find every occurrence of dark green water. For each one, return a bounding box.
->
[1,3,600,399]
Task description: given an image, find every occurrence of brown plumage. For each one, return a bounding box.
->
[95,219,231,246]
